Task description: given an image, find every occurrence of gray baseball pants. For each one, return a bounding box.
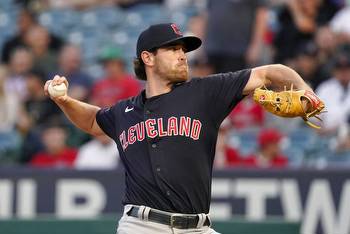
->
[117,205,221,234]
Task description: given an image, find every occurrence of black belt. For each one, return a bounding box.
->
[127,206,211,229]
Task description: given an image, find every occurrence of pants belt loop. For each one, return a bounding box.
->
[206,213,212,227]
[196,213,206,228]
[137,205,146,220]
[123,205,133,215]
[143,206,151,221]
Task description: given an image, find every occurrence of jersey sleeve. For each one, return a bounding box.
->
[95,105,118,141]
[201,69,251,124]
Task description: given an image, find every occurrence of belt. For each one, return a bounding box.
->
[127,206,211,229]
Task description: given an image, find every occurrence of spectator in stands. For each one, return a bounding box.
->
[214,119,242,168]
[50,44,92,101]
[329,5,350,45]
[117,0,164,8]
[1,8,64,63]
[17,69,62,163]
[316,51,350,134]
[6,47,33,101]
[294,41,329,89]
[273,0,335,64]
[273,0,317,64]
[91,46,141,107]
[185,14,207,65]
[0,65,21,162]
[204,0,269,130]
[0,65,20,132]
[25,25,58,76]
[243,128,288,168]
[44,0,164,9]
[205,0,268,72]
[29,122,78,168]
[1,9,35,63]
[228,96,265,129]
[75,134,120,170]
[19,69,62,130]
[315,26,338,72]
[186,14,214,77]
[189,57,213,78]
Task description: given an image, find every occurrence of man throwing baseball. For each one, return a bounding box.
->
[45,23,324,234]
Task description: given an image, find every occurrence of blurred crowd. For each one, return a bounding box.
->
[1,0,350,169]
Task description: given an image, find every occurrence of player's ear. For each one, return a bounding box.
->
[141,51,155,66]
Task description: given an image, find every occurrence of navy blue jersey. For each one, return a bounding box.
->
[96,69,251,214]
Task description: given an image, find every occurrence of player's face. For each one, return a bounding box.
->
[153,44,189,83]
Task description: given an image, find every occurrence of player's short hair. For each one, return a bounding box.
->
[133,49,157,81]
[133,57,147,81]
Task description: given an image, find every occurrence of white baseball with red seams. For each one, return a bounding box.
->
[48,82,67,98]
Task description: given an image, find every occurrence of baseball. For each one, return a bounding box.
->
[48,82,67,98]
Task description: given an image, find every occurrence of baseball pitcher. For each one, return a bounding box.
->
[44,23,324,234]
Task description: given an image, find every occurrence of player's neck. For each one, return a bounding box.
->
[145,76,172,98]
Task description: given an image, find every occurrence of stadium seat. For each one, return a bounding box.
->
[125,4,169,25]
[94,6,125,29]
[231,130,259,156]
[81,10,98,28]
[0,0,14,11]
[170,6,199,30]
[0,131,21,164]
[0,11,17,38]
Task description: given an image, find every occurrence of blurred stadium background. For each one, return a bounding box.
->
[1,0,350,234]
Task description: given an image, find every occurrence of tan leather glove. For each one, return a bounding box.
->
[253,86,326,129]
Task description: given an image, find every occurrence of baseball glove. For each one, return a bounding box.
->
[253,85,326,129]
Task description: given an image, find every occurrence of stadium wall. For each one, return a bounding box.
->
[0,168,349,234]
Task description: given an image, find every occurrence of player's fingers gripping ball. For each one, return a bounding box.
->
[48,82,67,98]
[253,85,326,129]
